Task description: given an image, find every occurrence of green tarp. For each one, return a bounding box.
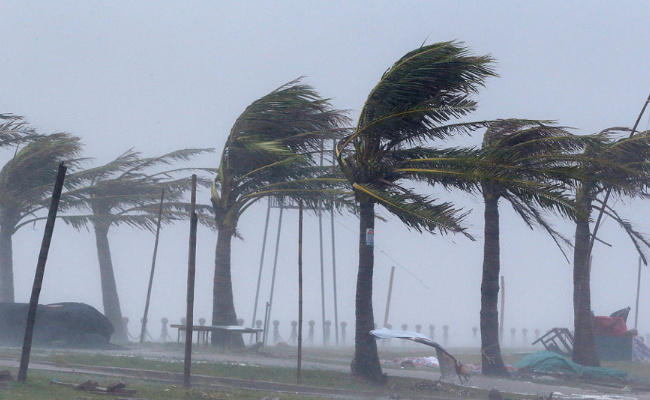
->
[515,351,627,380]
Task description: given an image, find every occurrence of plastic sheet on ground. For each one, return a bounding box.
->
[515,351,627,380]
[381,356,440,368]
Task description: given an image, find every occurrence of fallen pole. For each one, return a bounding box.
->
[18,162,67,382]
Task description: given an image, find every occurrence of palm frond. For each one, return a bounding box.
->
[348,41,496,148]
[0,133,84,228]
[591,203,650,265]
[213,78,351,231]
[353,183,472,238]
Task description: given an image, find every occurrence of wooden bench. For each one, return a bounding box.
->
[171,324,263,349]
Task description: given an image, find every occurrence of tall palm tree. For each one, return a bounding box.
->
[335,41,496,383]
[0,133,84,302]
[396,120,586,374]
[570,128,650,366]
[211,79,349,348]
[476,120,583,375]
[60,148,213,342]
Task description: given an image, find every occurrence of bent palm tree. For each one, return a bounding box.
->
[336,41,496,383]
[211,79,349,348]
[0,133,84,302]
[570,128,650,366]
[477,120,582,375]
[61,148,213,342]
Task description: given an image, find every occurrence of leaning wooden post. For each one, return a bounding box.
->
[183,175,197,388]
[18,162,66,382]
[140,188,165,344]
[383,266,395,328]
[297,200,303,384]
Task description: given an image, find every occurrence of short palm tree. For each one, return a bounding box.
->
[0,133,84,302]
[211,79,349,348]
[60,148,213,342]
[570,128,650,366]
[335,41,496,383]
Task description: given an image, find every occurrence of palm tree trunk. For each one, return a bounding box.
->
[212,226,244,348]
[0,223,14,302]
[480,190,508,376]
[351,199,385,384]
[572,193,600,366]
[94,224,128,343]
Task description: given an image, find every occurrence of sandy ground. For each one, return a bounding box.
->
[1,346,650,399]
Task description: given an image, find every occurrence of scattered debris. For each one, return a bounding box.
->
[51,378,137,396]
[371,328,469,383]
[0,370,14,381]
[114,398,149,400]
[75,379,99,391]
[488,388,503,400]
[107,381,127,392]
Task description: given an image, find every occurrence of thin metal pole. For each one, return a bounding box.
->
[297,200,303,384]
[318,141,326,345]
[634,256,641,329]
[329,141,340,345]
[140,188,165,344]
[18,162,66,383]
[183,175,197,389]
[330,206,340,346]
[499,275,505,344]
[265,206,284,344]
[383,266,395,328]
[250,199,272,341]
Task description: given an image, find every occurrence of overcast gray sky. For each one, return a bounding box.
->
[1,1,650,346]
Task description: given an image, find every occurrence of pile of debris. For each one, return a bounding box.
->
[51,378,138,397]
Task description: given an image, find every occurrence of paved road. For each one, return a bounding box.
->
[1,347,649,399]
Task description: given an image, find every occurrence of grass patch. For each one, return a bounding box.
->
[0,371,319,400]
[0,348,500,399]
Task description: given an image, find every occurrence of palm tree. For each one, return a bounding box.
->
[335,41,496,383]
[0,133,84,302]
[476,120,584,375]
[60,148,213,342]
[394,119,585,374]
[570,128,650,366]
[211,79,349,348]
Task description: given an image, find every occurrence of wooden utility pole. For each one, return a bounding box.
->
[141,188,165,343]
[18,162,66,382]
[183,175,197,388]
[499,275,505,344]
[383,266,396,328]
[297,200,303,384]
